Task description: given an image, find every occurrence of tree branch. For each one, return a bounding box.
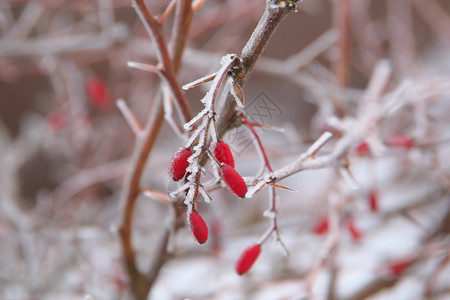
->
[217,0,295,136]
[131,0,192,123]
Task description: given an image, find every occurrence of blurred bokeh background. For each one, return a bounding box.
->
[1,0,450,299]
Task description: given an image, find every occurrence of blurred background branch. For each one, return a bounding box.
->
[1,0,450,299]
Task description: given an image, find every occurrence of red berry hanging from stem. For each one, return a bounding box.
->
[168,147,192,181]
[235,243,262,275]
[188,211,208,244]
[213,141,235,168]
[219,164,247,198]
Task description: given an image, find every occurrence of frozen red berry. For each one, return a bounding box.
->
[387,259,412,276]
[213,141,235,168]
[312,216,329,235]
[85,77,111,108]
[219,164,247,198]
[347,219,363,241]
[356,141,370,156]
[168,147,192,181]
[387,134,414,149]
[47,112,66,132]
[188,212,208,244]
[369,189,378,212]
[235,243,261,275]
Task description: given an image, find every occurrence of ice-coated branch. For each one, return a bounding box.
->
[181,54,240,209]
[116,99,143,135]
[248,60,393,187]
[216,0,297,137]
[131,0,192,123]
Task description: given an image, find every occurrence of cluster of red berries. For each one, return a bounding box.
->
[168,141,247,197]
[168,141,258,273]
[312,215,364,241]
[355,133,415,157]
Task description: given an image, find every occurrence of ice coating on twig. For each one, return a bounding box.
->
[228,78,245,108]
[245,177,266,198]
[199,186,213,203]
[180,54,239,207]
[182,72,217,90]
[127,61,160,73]
[184,108,207,131]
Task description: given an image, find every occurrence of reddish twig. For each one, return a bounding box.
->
[334,0,352,87]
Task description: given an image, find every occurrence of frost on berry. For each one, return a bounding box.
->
[219,164,247,198]
[85,77,111,109]
[235,243,261,275]
[369,189,379,212]
[213,141,235,168]
[312,216,329,235]
[387,133,414,149]
[188,212,208,244]
[168,147,193,181]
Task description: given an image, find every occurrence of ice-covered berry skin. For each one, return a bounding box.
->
[235,243,261,275]
[213,141,235,168]
[168,147,193,181]
[219,164,247,198]
[188,212,208,244]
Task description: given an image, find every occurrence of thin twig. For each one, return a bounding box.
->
[131,0,192,123]
[116,99,143,135]
[216,0,295,136]
[334,0,352,87]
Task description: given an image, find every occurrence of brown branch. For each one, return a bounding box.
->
[217,0,295,136]
[118,99,165,300]
[334,0,352,87]
[331,0,351,118]
[119,1,300,299]
[131,0,192,123]
[117,1,196,299]
[170,0,193,74]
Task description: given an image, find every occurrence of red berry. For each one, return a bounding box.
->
[387,134,414,149]
[235,243,261,275]
[85,77,111,108]
[219,164,247,198]
[47,112,66,132]
[369,189,378,212]
[356,141,370,156]
[347,219,363,241]
[213,141,235,168]
[188,212,208,244]
[312,216,329,235]
[387,259,411,276]
[168,147,192,181]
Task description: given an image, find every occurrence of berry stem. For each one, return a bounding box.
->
[243,117,288,254]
